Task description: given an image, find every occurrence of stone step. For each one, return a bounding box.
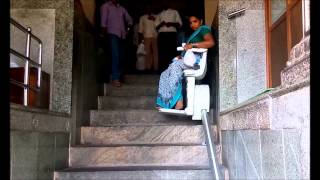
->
[105,84,157,97]
[54,166,213,180]
[69,145,209,168]
[90,109,202,126]
[123,74,160,85]
[81,125,218,146]
[98,96,155,110]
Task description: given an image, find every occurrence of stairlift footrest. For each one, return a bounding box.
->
[158,108,186,116]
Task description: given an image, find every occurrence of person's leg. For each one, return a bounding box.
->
[152,37,159,72]
[144,38,152,70]
[119,38,126,82]
[108,34,121,86]
[175,99,183,110]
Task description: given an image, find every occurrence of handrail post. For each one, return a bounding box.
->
[37,43,42,88]
[23,27,31,106]
[201,109,221,180]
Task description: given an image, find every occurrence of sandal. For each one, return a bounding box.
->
[111,80,121,87]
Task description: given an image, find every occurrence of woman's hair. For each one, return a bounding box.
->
[187,14,204,21]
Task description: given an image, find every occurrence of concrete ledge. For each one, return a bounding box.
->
[220,81,309,130]
[220,96,271,130]
[281,55,310,88]
[10,103,70,132]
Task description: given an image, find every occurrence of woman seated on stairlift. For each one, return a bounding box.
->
[156,14,215,110]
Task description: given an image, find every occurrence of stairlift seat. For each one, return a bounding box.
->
[159,46,210,119]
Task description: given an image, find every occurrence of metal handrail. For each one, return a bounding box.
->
[10,18,43,106]
[10,49,41,67]
[10,18,42,43]
[10,79,40,92]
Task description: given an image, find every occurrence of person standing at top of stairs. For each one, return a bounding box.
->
[100,0,133,87]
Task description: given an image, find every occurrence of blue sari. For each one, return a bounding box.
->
[156,25,211,109]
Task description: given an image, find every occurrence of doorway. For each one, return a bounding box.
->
[94,0,205,75]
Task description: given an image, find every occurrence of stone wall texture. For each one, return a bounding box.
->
[219,0,266,111]
[220,34,310,178]
[10,104,71,180]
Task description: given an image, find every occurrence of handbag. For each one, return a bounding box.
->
[183,50,196,67]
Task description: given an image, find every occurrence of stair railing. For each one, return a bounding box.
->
[10,18,43,106]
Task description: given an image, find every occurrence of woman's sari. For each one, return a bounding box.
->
[156,25,211,109]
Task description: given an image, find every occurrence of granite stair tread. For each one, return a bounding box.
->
[54,168,213,180]
[122,74,160,85]
[56,165,211,172]
[105,84,157,96]
[80,125,218,145]
[69,145,209,167]
[74,143,207,147]
[90,109,202,126]
[98,95,155,110]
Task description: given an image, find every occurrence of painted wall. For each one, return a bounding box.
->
[80,0,95,25]
[205,0,218,26]
[219,0,266,111]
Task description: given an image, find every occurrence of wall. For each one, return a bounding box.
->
[11,0,74,114]
[10,0,74,179]
[205,0,218,26]
[218,0,266,111]
[220,29,310,180]
[10,9,56,108]
[220,83,309,180]
[80,0,95,25]
[10,104,70,180]
[70,0,103,145]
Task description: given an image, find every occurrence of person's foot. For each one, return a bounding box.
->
[111,80,121,87]
[174,100,184,110]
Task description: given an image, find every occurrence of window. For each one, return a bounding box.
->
[265,0,303,87]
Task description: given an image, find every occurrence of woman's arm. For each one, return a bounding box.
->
[184,33,215,50]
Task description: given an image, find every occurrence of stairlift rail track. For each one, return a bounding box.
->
[201,109,221,180]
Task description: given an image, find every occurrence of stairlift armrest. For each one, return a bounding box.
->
[183,69,195,77]
[177,47,208,53]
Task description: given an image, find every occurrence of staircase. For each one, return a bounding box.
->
[54,74,227,180]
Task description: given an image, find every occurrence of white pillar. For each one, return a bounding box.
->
[302,0,310,37]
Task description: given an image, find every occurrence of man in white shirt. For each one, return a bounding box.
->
[155,0,182,72]
[138,6,158,72]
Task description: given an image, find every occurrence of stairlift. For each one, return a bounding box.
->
[158,45,210,120]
